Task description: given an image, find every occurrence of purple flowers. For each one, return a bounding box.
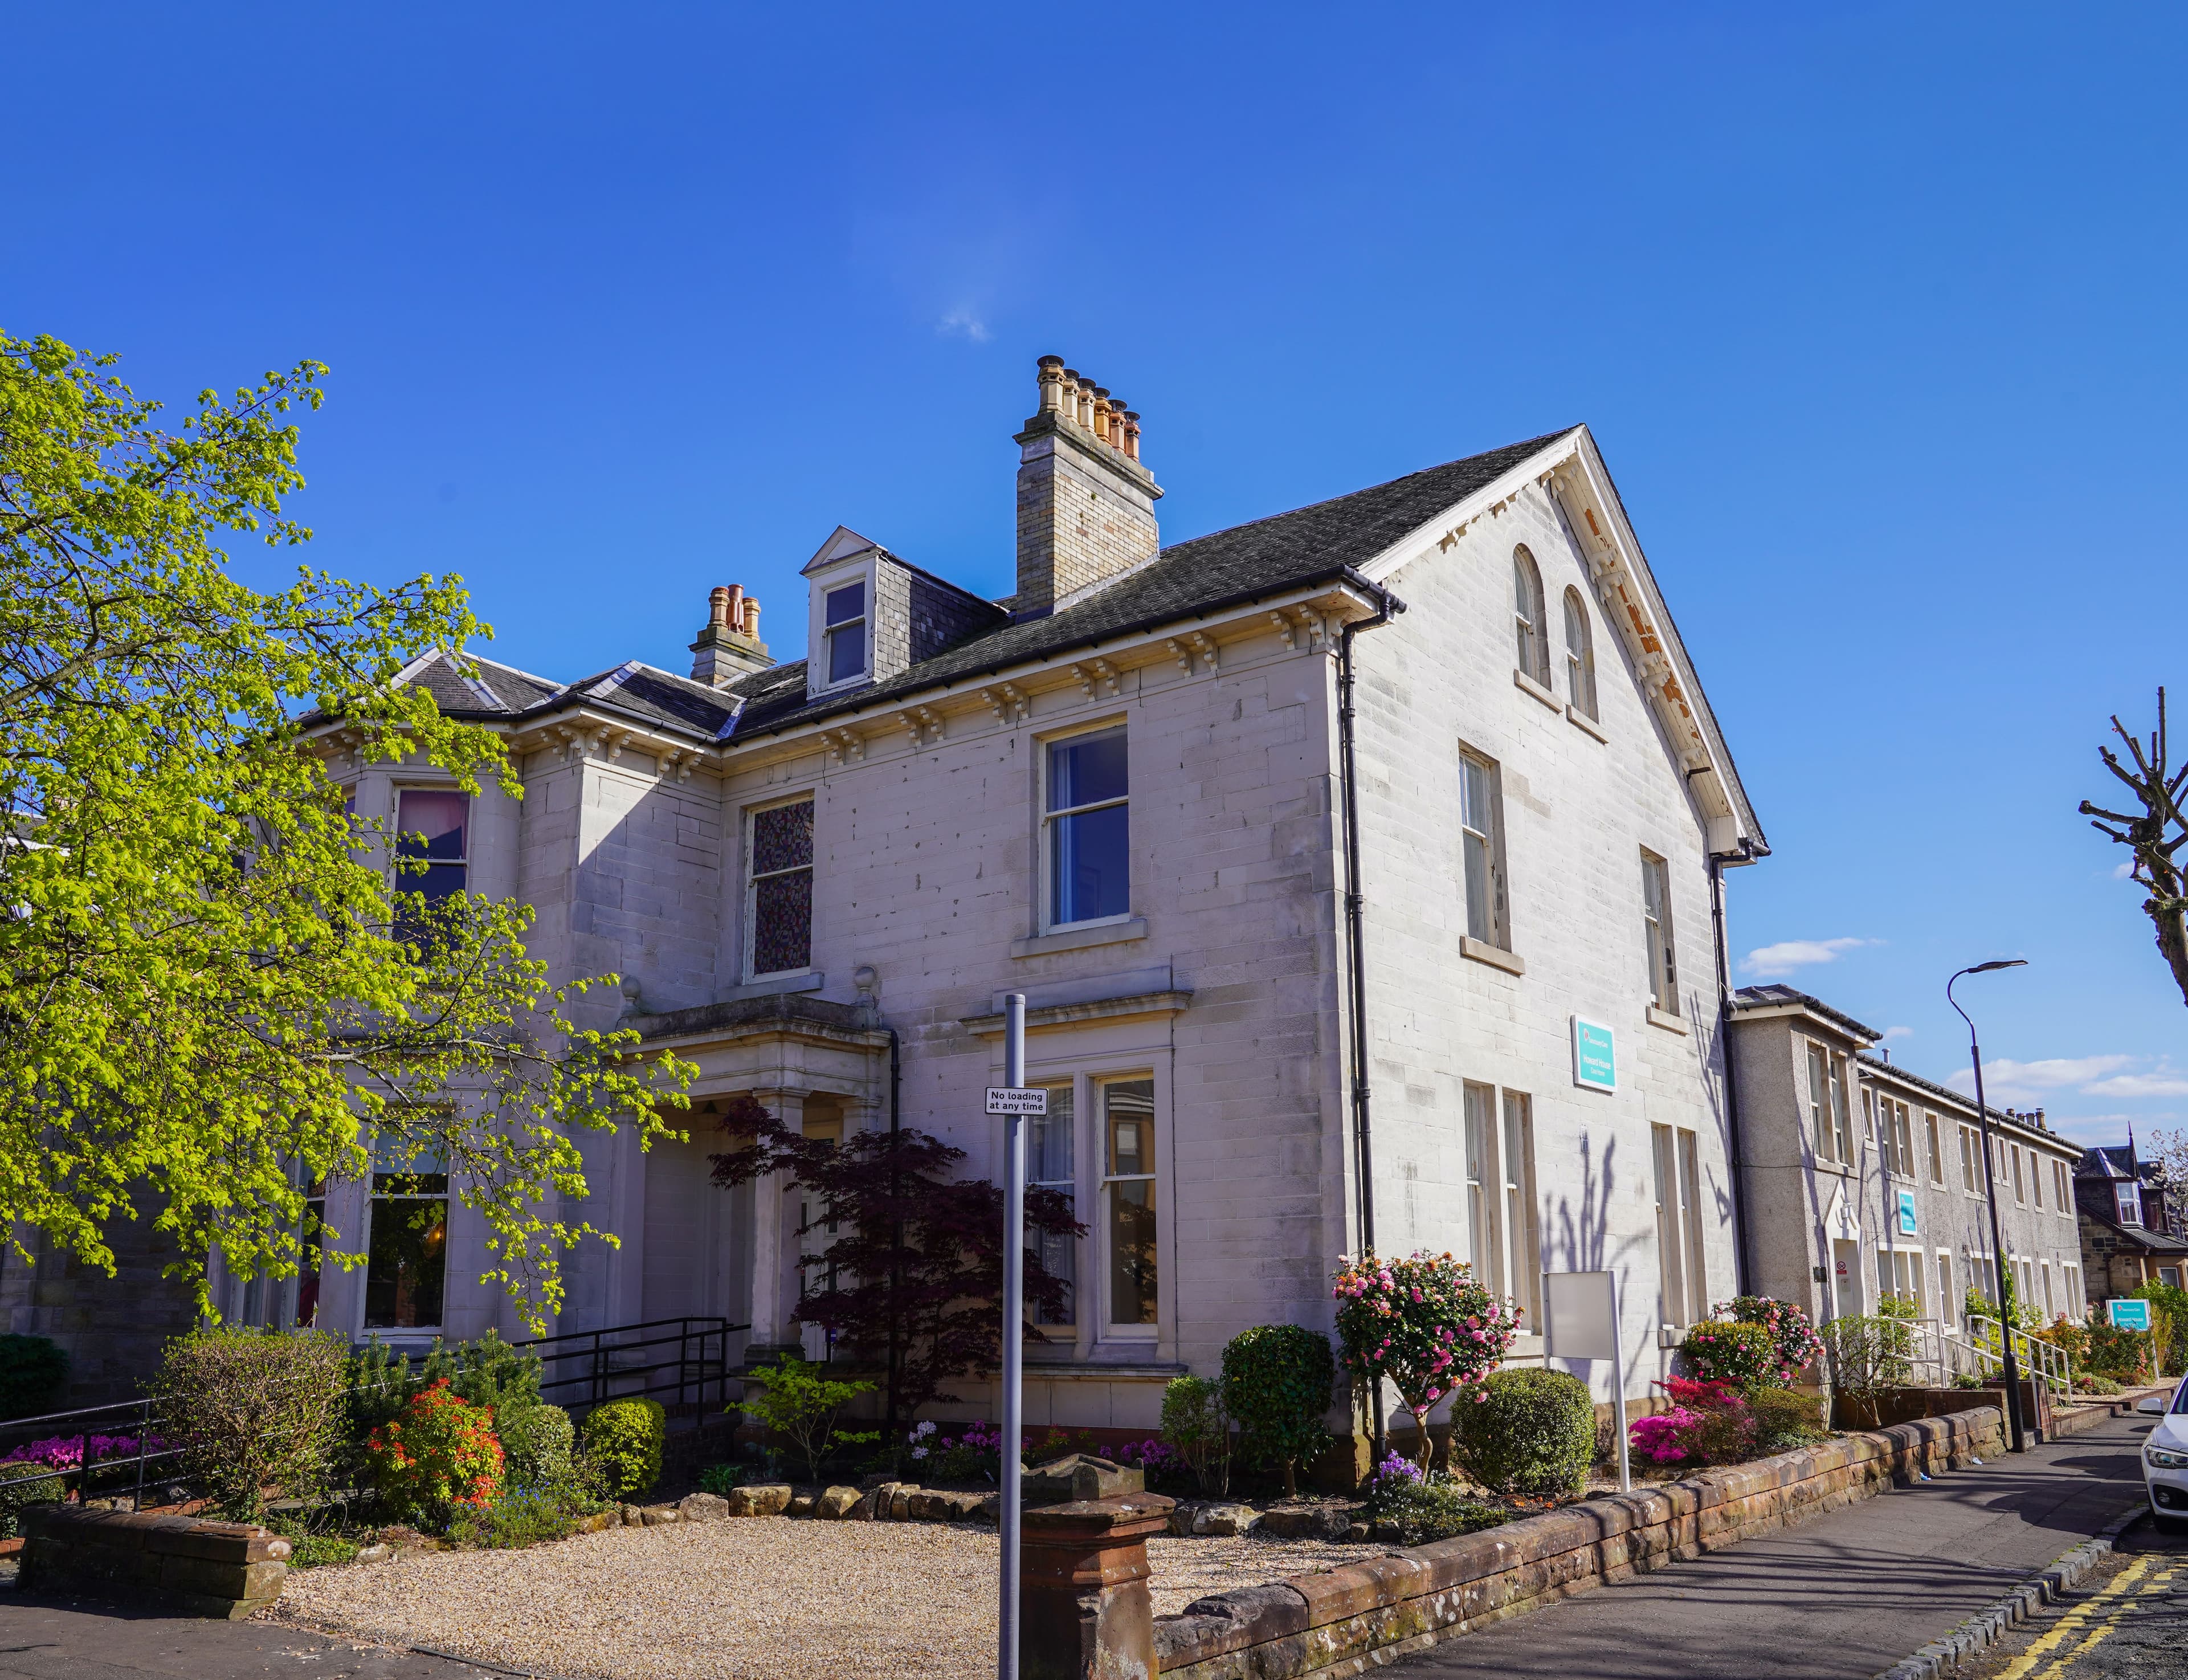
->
[0,1433,166,1473]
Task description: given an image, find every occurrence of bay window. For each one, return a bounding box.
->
[1027,1086,1076,1327]
[393,789,468,946]
[1101,1079,1158,1330]
[365,1135,448,1331]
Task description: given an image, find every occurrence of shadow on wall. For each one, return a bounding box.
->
[1550,1132,1619,1275]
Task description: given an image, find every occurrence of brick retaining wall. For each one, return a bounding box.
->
[1150,1407,2005,1678]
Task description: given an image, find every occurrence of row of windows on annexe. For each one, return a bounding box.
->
[745,724,1130,980]
[1874,1246,2083,1327]
[1805,1039,2078,1219]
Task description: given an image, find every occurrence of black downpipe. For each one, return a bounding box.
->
[883,1026,903,1460]
[1338,585,1403,1459]
[1709,845,1756,1296]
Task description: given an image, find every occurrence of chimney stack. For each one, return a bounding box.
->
[1013,354,1161,618]
[690,584,773,686]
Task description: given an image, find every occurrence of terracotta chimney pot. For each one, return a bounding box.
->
[708,585,732,628]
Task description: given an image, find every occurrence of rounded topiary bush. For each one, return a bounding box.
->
[503,1402,575,1489]
[582,1397,665,1499]
[1220,1324,1334,1497]
[1450,1368,1595,1498]
[364,1378,506,1525]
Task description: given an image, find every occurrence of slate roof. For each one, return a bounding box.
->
[369,426,1587,745]
[1730,983,1881,1041]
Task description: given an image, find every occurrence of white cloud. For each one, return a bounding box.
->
[1881,1025,1913,1042]
[2113,859,2136,880]
[1946,1054,2134,1104]
[2085,1073,2188,1099]
[1741,937,1874,976]
[937,309,991,343]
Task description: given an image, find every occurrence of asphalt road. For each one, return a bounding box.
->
[0,1593,504,1680]
[1952,1514,2188,1680]
[1387,1412,2157,1680]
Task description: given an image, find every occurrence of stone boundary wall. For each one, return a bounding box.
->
[17,1504,291,1620]
[1152,1407,2005,1679]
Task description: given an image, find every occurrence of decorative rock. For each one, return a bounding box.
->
[621,1505,645,1527]
[1258,1506,1353,1540]
[847,1487,883,1521]
[888,1487,913,1520]
[377,1525,435,1551]
[725,1482,794,1517]
[1022,1453,1145,1506]
[907,1490,942,1520]
[677,1493,730,1523]
[977,1492,1003,1524]
[576,1512,618,1535]
[817,1486,863,1519]
[1169,1500,1263,1537]
[1343,1520,1371,1542]
[787,1494,816,1517]
[638,1504,681,1526]
[352,1544,392,1565]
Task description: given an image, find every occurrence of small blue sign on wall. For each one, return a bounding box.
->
[1572,1017,1616,1094]
[1896,1190,1917,1237]
[2109,1298,2153,1332]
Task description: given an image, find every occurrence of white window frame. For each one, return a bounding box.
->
[806,558,877,694]
[1925,1112,1945,1186]
[1562,585,1599,720]
[744,793,817,981]
[1039,721,1132,934]
[360,1129,452,1338]
[2063,1262,2083,1309]
[1652,1122,1709,1332]
[1640,850,1678,1015]
[1459,748,1511,950]
[1935,1249,1955,1325]
[2010,1145,2026,1206]
[1512,546,1550,686]
[2117,1182,2142,1226]
[1960,1125,1979,1194]
[2054,1159,2072,1214]
[1095,1074,1160,1341]
[1463,1083,1495,1286]
[1026,1082,1078,1330]
[1501,1092,1541,1330]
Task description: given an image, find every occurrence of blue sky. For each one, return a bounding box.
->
[7,4,2185,1147]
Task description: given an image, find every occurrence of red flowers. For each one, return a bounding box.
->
[362,1379,505,1520]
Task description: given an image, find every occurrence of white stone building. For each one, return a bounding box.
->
[270,358,1768,1435]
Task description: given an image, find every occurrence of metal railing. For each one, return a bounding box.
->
[1966,1312,2073,1396]
[0,1314,747,1518]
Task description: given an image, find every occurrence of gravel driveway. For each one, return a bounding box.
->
[274,1519,1383,1680]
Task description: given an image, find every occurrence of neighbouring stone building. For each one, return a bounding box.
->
[2073,1144,2188,1302]
[1728,984,2085,1330]
[202,358,1771,1435]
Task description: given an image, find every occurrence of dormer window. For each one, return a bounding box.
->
[824,581,867,685]
[2118,1182,2142,1226]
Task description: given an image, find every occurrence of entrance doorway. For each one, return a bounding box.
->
[1832,1239,1864,1320]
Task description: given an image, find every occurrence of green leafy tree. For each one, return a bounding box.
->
[738,1353,879,1482]
[0,330,691,1327]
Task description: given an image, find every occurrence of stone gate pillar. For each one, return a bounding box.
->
[1021,1492,1176,1680]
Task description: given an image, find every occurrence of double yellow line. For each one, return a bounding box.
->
[1993,1554,2183,1679]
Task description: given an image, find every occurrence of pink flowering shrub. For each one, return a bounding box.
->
[1711,1296,1825,1384]
[0,1433,166,1471]
[1630,1408,1704,1463]
[1676,1320,1779,1392]
[1333,1250,1520,1468]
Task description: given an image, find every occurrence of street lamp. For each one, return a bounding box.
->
[1948,959,2030,1454]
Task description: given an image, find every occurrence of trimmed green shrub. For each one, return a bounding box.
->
[1749,1387,1827,1453]
[1161,1375,1231,1496]
[582,1397,666,1499]
[0,1335,69,1421]
[152,1325,350,1522]
[1450,1368,1595,1497]
[2077,1374,2124,1396]
[1220,1326,1334,1498]
[503,1402,575,1489]
[1677,1320,1780,1392]
[0,1459,64,1540]
[1361,1473,1511,1544]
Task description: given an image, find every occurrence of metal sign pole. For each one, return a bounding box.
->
[999,993,1026,1680]
[1610,1274,1631,1494]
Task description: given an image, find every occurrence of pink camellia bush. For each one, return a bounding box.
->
[1333,1250,1520,1469]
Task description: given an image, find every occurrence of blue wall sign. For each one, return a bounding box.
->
[1572,1017,1616,1094]
[2108,1298,2153,1332]
[1896,1190,1917,1237]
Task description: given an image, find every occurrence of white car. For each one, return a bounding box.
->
[2137,1379,2188,1533]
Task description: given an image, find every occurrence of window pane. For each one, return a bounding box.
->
[1053,804,1129,924]
[365,1196,447,1329]
[1050,729,1128,812]
[1461,758,1489,832]
[1463,1085,1492,1283]
[1104,1080,1157,1328]
[752,801,815,875]
[1029,1088,1075,1325]
[753,868,813,974]
[827,623,866,683]
[824,582,864,626]
[396,790,468,862]
[1463,831,1492,941]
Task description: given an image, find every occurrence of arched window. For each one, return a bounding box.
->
[1512,548,1548,684]
[1563,586,1598,720]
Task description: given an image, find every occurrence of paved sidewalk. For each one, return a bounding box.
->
[1390,1412,2156,1680]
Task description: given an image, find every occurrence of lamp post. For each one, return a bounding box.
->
[1948,959,2030,1454]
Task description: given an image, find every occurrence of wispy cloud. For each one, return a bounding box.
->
[2085,1072,2188,1099]
[1882,1025,1913,1042]
[1741,937,1875,976]
[1946,1054,2134,1104]
[937,308,991,343]
[2113,859,2136,880]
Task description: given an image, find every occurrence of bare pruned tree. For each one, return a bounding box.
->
[2080,687,2188,1007]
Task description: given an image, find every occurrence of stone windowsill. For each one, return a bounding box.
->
[1646,1005,1688,1035]
[1011,918,1148,959]
[1567,704,1609,743]
[961,990,1193,1038]
[721,971,826,1002]
[1020,1360,1190,1383]
[1513,668,1562,713]
[1460,936,1525,976]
